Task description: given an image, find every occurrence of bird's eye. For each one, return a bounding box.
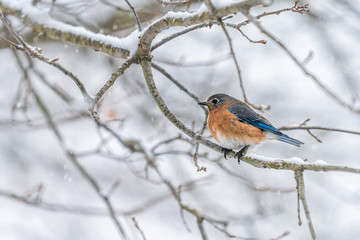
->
[212,98,219,104]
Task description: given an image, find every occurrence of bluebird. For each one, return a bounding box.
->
[198,94,303,163]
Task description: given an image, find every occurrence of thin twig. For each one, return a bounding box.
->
[219,19,269,111]
[92,57,136,120]
[132,217,147,240]
[218,20,246,102]
[0,185,194,216]
[306,129,322,143]
[151,134,192,153]
[151,62,206,108]
[151,2,307,52]
[271,231,290,240]
[151,23,210,51]
[239,0,309,28]
[156,0,190,5]
[3,16,129,236]
[151,62,208,171]
[124,0,142,31]
[101,0,129,12]
[237,28,267,44]
[216,162,294,193]
[0,11,92,104]
[104,110,233,238]
[242,10,360,114]
[294,169,317,240]
[279,126,360,136]
[153,54,231,67]
[31,85,128,239]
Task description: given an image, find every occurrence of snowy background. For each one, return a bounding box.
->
[0,0,360,239]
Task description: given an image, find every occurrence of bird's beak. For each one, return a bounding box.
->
[198,101,209,107]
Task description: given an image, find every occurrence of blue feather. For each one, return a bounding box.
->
[228,104,304,147]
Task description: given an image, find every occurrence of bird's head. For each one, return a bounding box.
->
[198,93,234,110]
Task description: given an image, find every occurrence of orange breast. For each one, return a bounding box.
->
[208,105,266,149]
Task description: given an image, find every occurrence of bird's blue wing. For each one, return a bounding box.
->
[227,104,278,132]
[227,104,304,147]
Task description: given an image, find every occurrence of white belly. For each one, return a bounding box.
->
[216,133,259,150]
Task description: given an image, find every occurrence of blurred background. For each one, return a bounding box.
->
[1,0,360,239]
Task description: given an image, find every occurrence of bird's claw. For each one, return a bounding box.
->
[221,148,232,160]
[234,145,250,164]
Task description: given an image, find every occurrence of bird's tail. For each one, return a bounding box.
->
[276,133,304,147]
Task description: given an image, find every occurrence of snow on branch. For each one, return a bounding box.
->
[0,0,139,58]
[0,0,265,59]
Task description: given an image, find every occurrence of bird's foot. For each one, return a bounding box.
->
[234,145,250,164]
[221,148,232,160]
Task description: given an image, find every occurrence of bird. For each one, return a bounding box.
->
[198,93,304,163]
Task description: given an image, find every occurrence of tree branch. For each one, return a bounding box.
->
[124,0,142,31]
[279,125,360,136]
[242,10,360,114]
[140,57,360,175]
[294,169,317,240]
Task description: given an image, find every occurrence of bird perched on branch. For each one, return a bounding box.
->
[198,94,303,163]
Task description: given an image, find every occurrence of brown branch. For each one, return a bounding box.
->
[219,20,268,112]
[0,2,131,58]
[197,217,208,240]
[294,169,317,240]
[306,129,322,143]
[136,0,264,57]
[30,85,128,239]
[151,62,204,105]
[156,0,190,5]
[151,2,307,52]
[124,0,142,31]
[193,113,208,172]
[132,217,147,240]
[0,10,92,105]
[271,231,290,240]
[0,183,197,216]
[4,28,129,237]
[102,103,236,238]
[1,0,264,59]
[279,126,360,136]
[140,57,360,175]
[242,10,360,115]
[151,62,209,171]
[237,28,267,44]
[152,54,231,67]
[92,57,135,107]
[216,162,295,193]
[218,20,247,102]
[239,0,309,28]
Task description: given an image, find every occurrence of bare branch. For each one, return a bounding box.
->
[93,57,136,107]
[124,0,142,31]
[153,54,231,67]
[294,169,317,240]
[140,57,360,175]
[132,217,148,240]
[197,217,208,240]
[279,125,360,136]
[151,62,204,105]
[242,10,360,114]
[0,184,197,216]
[151,2,308,52]
[6,38,129,238]
[0,10,92,104]
[0,2,131,58]
[218,20,246,102]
